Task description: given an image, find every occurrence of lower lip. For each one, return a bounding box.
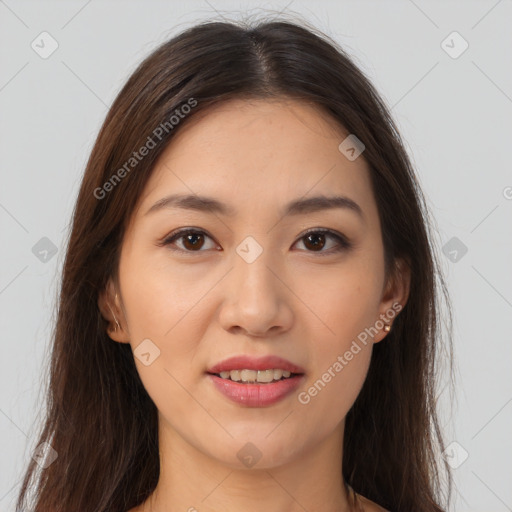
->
[207,373,304,407]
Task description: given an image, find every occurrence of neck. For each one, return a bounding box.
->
[140,417,352,512]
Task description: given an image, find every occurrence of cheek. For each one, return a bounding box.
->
[118,255,213,413]
[120,274,209,430]
[120,253,211,346]
[294,338,372,449]
[301,258,384,351]
[293,261,381,423]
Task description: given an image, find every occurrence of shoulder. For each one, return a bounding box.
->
[356,492,390,512]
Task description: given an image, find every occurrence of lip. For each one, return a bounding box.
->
[207,374,305,407]
[206,355,306,374]
[206,355,306,407]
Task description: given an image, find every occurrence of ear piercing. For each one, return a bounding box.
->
[383,323,391,332]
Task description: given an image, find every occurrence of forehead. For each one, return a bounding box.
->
[134,98,377,224]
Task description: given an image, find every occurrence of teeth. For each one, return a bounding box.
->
[218,369,294,383]
[240,369,258,382]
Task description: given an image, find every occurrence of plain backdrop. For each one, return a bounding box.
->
[1,1,511,511]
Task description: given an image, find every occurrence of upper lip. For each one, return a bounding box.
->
[207,355,305,374]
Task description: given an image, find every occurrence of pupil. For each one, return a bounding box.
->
[184,233,203,250]
[305,233,325,251]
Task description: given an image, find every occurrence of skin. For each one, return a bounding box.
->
[98,98,410,512]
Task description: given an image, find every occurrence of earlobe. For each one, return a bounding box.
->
[97,279,130,343]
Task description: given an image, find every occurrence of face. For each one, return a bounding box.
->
[99,98,409,469]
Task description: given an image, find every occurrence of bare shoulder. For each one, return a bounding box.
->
[356,492,390,512]
[126,506,143,512]
[127,495,389,512]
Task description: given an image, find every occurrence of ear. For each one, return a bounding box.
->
[97,278,130,343]
[373,257,410,343]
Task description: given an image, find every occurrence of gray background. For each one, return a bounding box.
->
[1,1,511,511]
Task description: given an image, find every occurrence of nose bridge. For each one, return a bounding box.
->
[219,234,291,335]
[232,234,279,301]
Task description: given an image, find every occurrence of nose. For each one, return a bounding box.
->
[218,246,294,338]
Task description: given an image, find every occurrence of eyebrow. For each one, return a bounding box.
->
[144,193,364,220]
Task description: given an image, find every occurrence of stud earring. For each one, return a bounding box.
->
[383,323,391,332]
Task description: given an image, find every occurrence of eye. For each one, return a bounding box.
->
[160,227,351,255]
[293,228,352,255]
[161,228,219,252]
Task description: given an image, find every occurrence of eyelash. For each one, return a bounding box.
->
[159,227,352,256]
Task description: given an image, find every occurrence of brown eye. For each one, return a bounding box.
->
[181,232,205,250]
[162,227,351,255]
[303,232,327,251]
[294,229,352,254]
[162,229,218,252]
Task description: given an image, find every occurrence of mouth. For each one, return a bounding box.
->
[205,355,306,407]
[207,368,304,384]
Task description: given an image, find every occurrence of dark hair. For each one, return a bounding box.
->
[16,16,453,512]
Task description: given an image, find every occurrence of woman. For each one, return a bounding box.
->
[16,17,453,512]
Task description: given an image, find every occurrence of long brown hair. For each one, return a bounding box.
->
[16,16,453,512]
